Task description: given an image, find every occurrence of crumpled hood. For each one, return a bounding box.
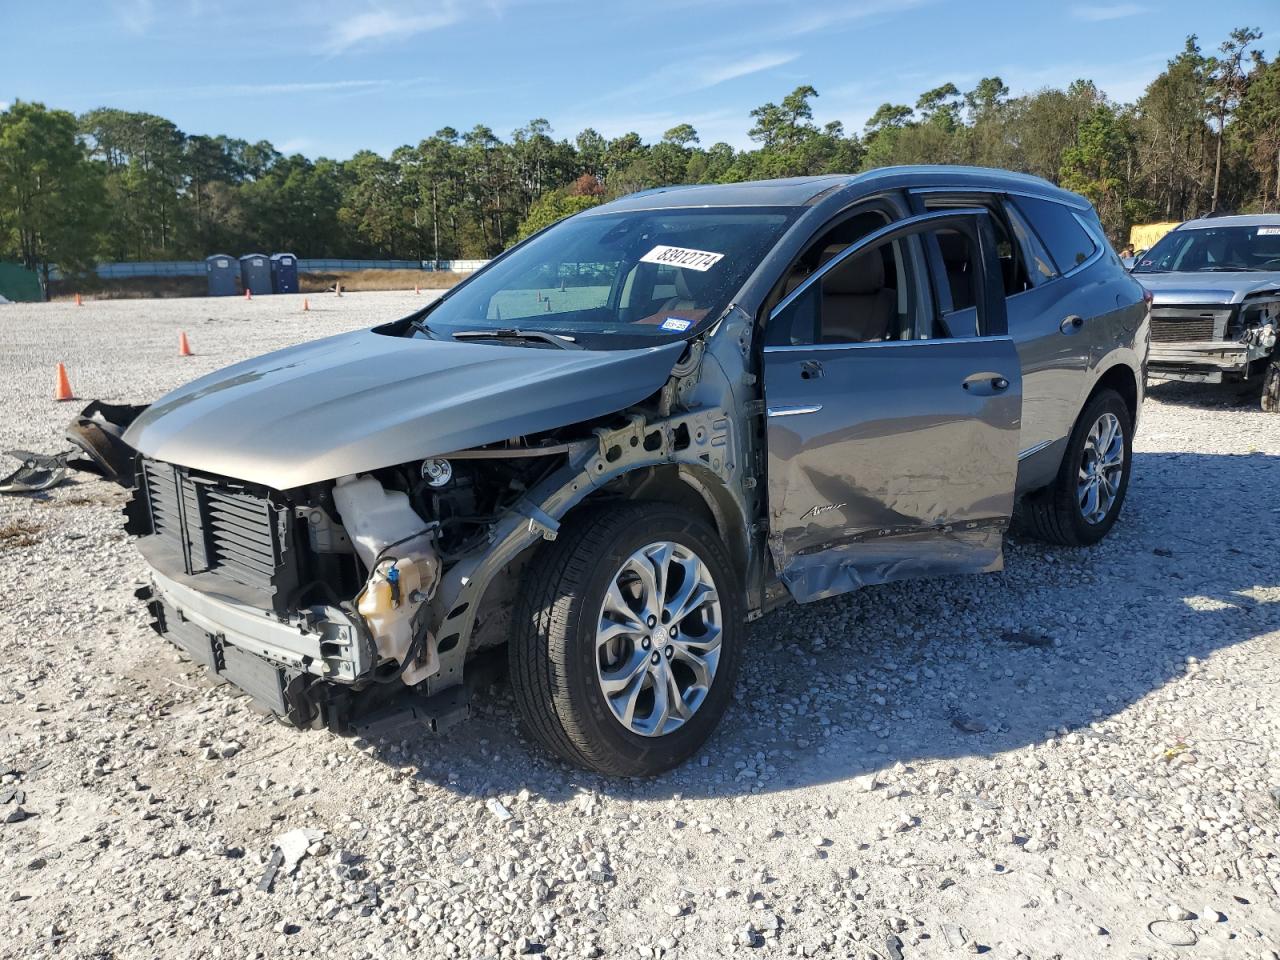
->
[125,328,685,489]
[1136,271,1280,305]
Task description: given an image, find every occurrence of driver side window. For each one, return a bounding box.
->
[766,234,931,346]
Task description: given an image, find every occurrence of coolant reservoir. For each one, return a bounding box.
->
[333,475,441,685]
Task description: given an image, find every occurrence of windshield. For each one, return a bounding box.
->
[415,207,799,348]
[1133,224,1280,273]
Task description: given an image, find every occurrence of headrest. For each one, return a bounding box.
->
[673,266,715,301]
[823,247,884,296]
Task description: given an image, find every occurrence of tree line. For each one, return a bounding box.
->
[1,27,1278,289]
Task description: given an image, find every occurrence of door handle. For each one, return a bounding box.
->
[800,359,824,380]
[962,374,1011,395]
[1059,314,1085,334]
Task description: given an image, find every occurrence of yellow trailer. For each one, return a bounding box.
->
[1129,221,1181,252]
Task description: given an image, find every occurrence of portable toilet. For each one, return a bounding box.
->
[239,253,272,296]
[270,253,299,294]
[206,254,238,296]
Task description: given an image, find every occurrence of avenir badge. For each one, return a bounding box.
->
[640,245,725,272]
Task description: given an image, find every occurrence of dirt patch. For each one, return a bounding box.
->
[300,269,464,292]
[49,276,206,300]
[46,269,463,300]
[0,518,42,548]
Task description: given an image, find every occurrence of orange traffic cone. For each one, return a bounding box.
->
[75,292,83,306]
[303,298,310,312]
[178,332,193,357]
[54,363,75,401]
[244,287,252,301]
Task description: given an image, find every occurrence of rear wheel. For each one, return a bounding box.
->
[510,502,743,776]
[1018,389,1133,546]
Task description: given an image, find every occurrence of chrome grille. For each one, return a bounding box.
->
[1150,306,1232,343]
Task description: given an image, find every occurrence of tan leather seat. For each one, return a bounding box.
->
[819,246,895,343]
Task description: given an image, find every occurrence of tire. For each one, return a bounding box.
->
[1262,360,1280,414]
[1018,388,1133,547]
[510,502,744,777]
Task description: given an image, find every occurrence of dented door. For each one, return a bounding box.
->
[763,210,1023,603]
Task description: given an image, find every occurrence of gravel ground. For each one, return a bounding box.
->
[1,293,1278,960]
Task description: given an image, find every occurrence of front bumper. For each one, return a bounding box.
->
[1148,340,1269,383]
[139,574,471,734]
[140,569,376,722]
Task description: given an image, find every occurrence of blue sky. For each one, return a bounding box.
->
[1,0,1277,159]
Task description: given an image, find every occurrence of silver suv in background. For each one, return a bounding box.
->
[98,167,1148,776]
[1133,214,1280,411]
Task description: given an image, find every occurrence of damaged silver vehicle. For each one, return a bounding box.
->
[101,167,1148,776]
[1133,214,1280,411]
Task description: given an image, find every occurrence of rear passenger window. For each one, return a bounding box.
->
[1014,196,1097,273]
[933,228,980,337]
[923,196,1031,297]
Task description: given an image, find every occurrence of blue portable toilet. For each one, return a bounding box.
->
[239,253,272,296]
[206,254,238,296]
[270,253,299,294]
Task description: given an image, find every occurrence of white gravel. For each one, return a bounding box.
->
[1,293,1278,959]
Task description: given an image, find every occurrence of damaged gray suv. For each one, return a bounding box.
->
[108,167,1149,776]
[1132,214,1280,411]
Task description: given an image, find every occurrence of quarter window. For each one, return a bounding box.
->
[1013,196,1097,273]
[1003,201,1056,282]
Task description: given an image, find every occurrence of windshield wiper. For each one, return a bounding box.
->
[452,328,583,350]
[408,317,443,339]
[1196,265,1258,272]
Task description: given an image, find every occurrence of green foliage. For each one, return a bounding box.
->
[2,26,1279,273]
[0,100,105,292]
[517,191,603,240]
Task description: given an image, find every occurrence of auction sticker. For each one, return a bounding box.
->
[1257,226,1280,235]
[660,317,692,331]
[641,245,724,271]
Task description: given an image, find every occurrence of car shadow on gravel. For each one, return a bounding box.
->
[1146,377,1268,411]
[362,450,1280,806]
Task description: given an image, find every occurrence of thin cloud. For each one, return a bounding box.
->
[697,52,798,88]
[1070,3,1143,21]
[111,0,155,34]
[584,48,796,114]
[96,79,419,100]
[325,6,464,52]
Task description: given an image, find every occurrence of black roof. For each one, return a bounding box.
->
[591,165,1087,214]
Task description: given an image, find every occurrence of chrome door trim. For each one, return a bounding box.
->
[1017,438,1054,461]
[766,404,824,418]
[763,334,1014,354]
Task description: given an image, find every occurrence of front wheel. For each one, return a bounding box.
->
[510,502,744,777]
[1018,389,1133,546]
[1261,360,1279,413]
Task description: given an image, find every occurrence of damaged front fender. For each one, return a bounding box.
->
[65,400,148,486]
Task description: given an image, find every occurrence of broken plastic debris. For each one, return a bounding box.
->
[273,827,324,875]
[485,798,514,822]
[257,848,284,892]
[0,450,70,494]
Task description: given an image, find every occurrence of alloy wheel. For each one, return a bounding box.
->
[1077,412,1125,525]
[595,541,723,737]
